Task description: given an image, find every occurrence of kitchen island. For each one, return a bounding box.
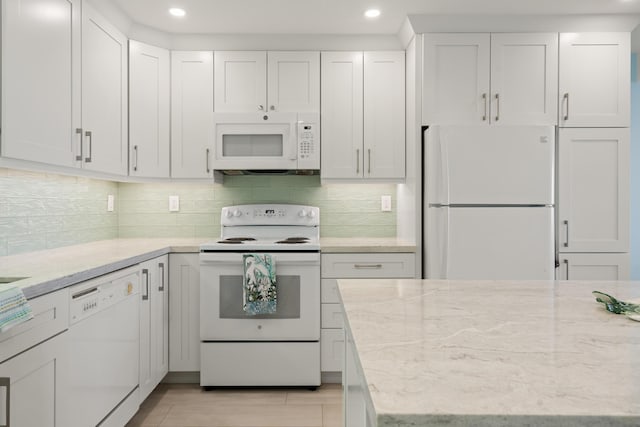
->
[338,279,640,427]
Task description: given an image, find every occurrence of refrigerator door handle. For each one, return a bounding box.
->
[443,207,450,278]
[439,131,450,205]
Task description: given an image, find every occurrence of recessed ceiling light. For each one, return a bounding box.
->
[364,9,381,18]
[169,8,186,17]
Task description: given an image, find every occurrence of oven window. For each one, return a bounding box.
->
[222,135,284,157]
[219,275,301,319]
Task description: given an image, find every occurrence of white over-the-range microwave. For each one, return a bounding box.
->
[211,112,319,172]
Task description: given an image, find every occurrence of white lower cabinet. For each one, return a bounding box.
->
[169,253,201,372]
[0,289,69,427]
[320,253,415,376]
[558,253,630,280]
[139,255,169,402]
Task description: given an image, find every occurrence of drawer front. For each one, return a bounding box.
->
[321,279,340,303]
[321,329,344,372]
[321,303,344,329]
[0,288,69,363]
[321,253,415,278]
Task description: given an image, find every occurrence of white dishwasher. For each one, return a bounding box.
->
[67,267,140,427]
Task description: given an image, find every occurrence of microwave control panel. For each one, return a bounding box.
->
[297,122,320,169]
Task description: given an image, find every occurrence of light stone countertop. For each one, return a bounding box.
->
[319,237,416,253]
[0,237,415,299]
[338,279,640,427]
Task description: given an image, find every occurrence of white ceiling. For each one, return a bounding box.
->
[111,0,640,35]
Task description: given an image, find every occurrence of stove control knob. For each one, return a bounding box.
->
[225,209,233,218]
[233,209,242,217]
[298,209,308,218]
[307,210,316,218]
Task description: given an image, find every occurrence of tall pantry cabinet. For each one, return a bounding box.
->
[1,0,128,175]
[422,31,631,280]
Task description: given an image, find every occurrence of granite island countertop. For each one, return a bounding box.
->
[338,279,640,426]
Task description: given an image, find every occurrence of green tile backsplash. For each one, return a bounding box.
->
[0,170,396,255]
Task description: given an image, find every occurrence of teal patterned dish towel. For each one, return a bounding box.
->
[243,254,277,315]
[0,284,34,333]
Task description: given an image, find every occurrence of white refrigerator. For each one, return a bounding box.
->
[423,126,556,280]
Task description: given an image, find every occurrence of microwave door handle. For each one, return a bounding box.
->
[290,123,299,160]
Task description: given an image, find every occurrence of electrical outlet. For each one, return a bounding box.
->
[169,195,180,212]
[381,195,392,212]
[107,195,115,212]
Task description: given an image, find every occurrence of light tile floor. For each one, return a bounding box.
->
[126,383,343,427]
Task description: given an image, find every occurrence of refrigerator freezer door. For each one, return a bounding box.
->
[426,206,554,280]
[425,126,555,205]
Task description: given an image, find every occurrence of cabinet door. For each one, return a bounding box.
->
[321,52,364,179]
[558,253,630,280]
[0,332,68,427]
[171,51,214,178]
[154,256,169,383]
[364,51,405,179]
[81,3,128,175]
[559,32,630,127]
[169,254,200,372]
[490,33,558,125]
[214,51,266,112]
[129,41,170,178]
[558,128,630,252]
[267,51,320,112]
[138,262,153,402]
[422,33,490,125]
[1,0,80,167]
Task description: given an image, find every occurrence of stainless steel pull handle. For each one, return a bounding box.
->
[354,264,383,269]
[158,263,165,291]
[368,149,371,174]
[142,269,149,301]
[563,93,569,121]
[356,149,360,174]
[133,145,138,172]
[482,93,487,121]
[258,105,264,111]
[494,93,500,122]
[563,220,569,248]
[206,148,211,174]
[269,105,275,111]
[84,131,92,163]
[563,259,569,280]
[1,377,10,427]
[75,128,83,161]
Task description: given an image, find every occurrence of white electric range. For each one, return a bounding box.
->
[199,204,321,387]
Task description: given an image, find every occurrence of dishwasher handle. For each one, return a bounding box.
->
[142,269,149,301]
[0,377,10,427]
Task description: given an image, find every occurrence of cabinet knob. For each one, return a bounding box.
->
[270,105,275,111]
[258,105,264,111]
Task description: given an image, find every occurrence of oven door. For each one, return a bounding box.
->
[200,251,320,341]
[212,112,298,170]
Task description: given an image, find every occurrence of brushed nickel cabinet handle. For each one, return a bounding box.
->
[356,149,360,174]
[84,130,92,163]
[563,93,569,121]
[368,149,371,174]
[482,93,487,121]
[133,145,138,172]
[158,263,165,291]
[206,148,211,174]
[142,269,149,301]
[494,93,500,122]
[75,128,83,161]
[563,220,569,248]
[1,377,10,427]
[563,259,569,280]
[354,264,383,269]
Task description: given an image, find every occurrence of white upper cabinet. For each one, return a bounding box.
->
[321,51,405,180]
[171,51,214,179]
[490,33,558,125]
[423,33,558,126]
[214,51,319,113]
[129,41,170,178]
[81,3,128,175]
[1,0,80,167]
[559,32,630,127]
[423,33,490,125]
[558,128,630,253]
[364,51,405,179]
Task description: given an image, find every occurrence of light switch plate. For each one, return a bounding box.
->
[381,195,392,212]
[107,195,115,212]
[169,195,180,212]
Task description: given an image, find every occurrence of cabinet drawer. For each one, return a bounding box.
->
[321,303,344,329]
[0,288,69,363]
[321,329,344,372]
[321,279,340,303]
[322,253,415,278]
